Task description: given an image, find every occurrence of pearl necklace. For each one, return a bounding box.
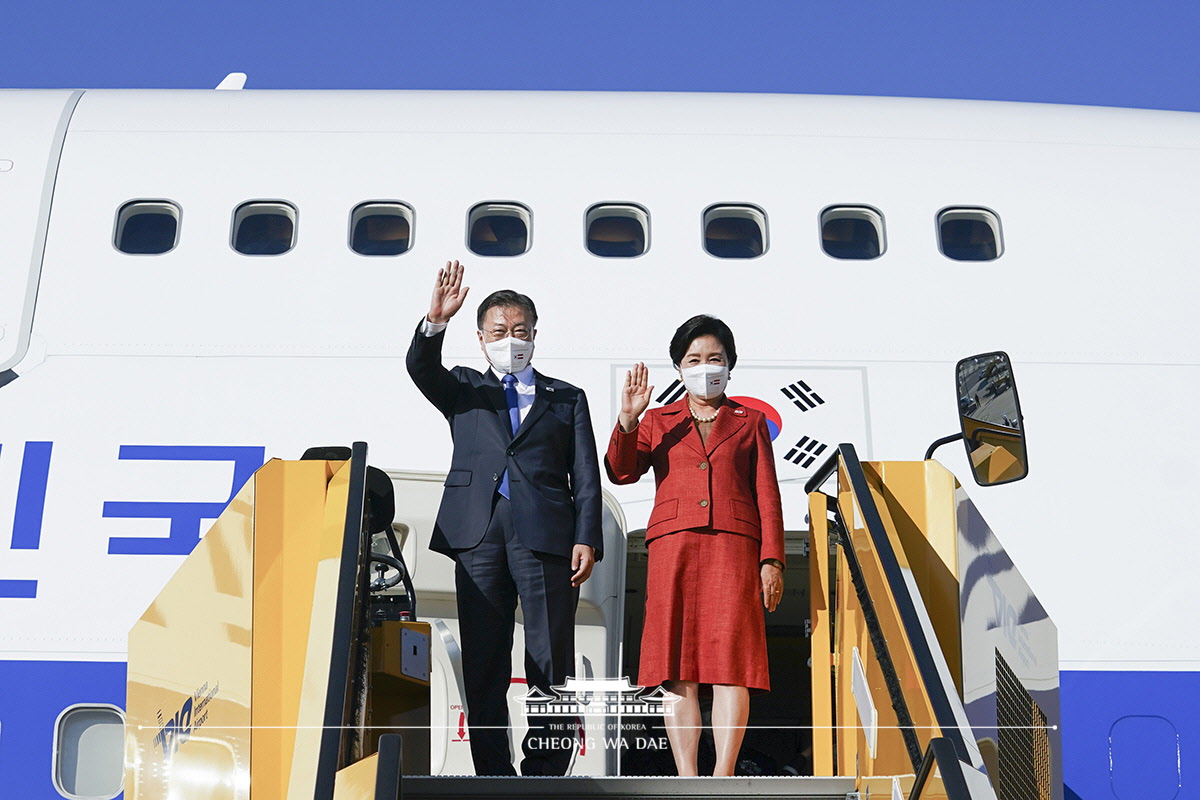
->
[689,402,719,424]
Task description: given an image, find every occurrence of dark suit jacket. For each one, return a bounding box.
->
[604,397,785,565]
[406,325,603,561]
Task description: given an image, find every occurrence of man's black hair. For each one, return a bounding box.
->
[476,290,538,329]
[472,289,540,331]
[669,314,737,369]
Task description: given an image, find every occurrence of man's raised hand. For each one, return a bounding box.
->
[428,260,470,324]
[618,362,654,432]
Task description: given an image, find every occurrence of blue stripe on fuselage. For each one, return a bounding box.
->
[0,660,125,798]
[0,662,1194,796]
[1061,669,1198,799]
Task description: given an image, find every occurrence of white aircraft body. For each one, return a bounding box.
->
[0,89,1196,799]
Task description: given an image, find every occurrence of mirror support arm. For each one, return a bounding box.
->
[924,432,964,461]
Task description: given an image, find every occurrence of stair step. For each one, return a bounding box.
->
[402,775,859,800]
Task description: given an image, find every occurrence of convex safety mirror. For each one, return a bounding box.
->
[956,351,1028,485]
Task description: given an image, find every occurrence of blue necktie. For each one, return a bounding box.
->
[498,374,519,499]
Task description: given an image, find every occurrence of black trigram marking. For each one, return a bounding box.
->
[784,436,828,468]
[655,379,687,405]
[781,380,825,412]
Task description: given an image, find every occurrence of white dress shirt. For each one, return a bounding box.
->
[421,317,536,424]
[493,364,536,425]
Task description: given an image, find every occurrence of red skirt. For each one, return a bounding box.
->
[637,529,770,692]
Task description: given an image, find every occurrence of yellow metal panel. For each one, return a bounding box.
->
[859,774,920,799]
[832,518,863,778]
[834,460,936,779]
[834,462,864,778]
[863,461,963,695]
[332,753,379,800]
[251,459,352,799]
[291,459,355,796]
[124,475,256,800]
[366,620,432,774]
[827,456,1012,787]
[807,491,834,776]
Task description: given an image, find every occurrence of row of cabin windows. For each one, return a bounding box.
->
[114,200,1004,262]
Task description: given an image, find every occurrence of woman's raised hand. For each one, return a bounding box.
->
[618,362,654,432]
[428,260,470,324]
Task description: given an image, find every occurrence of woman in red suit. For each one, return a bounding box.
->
[605,315,785,777]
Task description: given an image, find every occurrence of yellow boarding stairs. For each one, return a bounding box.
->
[806,445,1058,800]
[122,355,1059,800]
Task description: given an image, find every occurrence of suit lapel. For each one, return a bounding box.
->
[703,400,747,455]
[660,399,706,457]
[481,370,515,438]
[512,373,551,443]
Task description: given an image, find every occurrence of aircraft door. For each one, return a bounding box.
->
[0,90,81,378]
[385,470,628,776]
[619,526,812,777]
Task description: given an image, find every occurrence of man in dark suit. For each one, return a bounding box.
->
[406,260,603,776]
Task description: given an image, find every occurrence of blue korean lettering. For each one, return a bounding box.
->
[0,441,53,598]
[12,441,52,549]
[105,445,265,556]
[0,579,37,598]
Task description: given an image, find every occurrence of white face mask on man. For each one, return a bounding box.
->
[484,337,535,374]
[680,364,729,400]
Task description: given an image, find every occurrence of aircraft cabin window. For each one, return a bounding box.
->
[114,200,180,255]
[350,202,414,256]
[586,203,649,258]
[232,201,298,256]
[53,704,125,799]
[703,204,767,258]
[468,202,531,257]
[820,206,885,260]
[938,207,1003,261]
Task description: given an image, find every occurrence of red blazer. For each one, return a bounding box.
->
[605,397,786,565]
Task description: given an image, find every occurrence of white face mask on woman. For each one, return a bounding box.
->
[680,364,728,400]
[484,337,535,374]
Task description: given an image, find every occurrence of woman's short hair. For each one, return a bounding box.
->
[476,290,538,329]
[669,314,738,369]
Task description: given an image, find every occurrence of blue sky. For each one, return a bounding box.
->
[3,0,1197,112]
